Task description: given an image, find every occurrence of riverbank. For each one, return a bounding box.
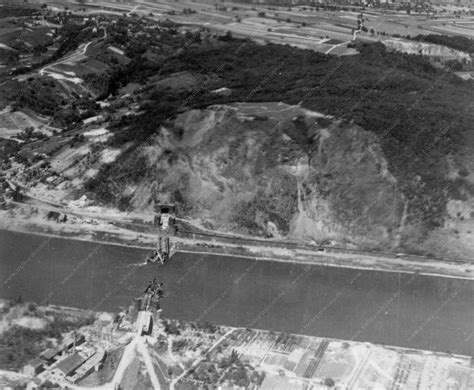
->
[1,214,473,280]
[0,209,157,249]
[1,209,473,280]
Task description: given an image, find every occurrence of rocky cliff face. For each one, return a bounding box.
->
[382,39,472,64]
[416,130,474,260]
[126,103,405,249]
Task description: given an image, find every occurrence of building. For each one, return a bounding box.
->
[40,347,62,365]
[39,333,84,366]
[154,204,177,232]
[69,348,106,383]
[23,358,44,376]
[49,353,87,382]
[60,333,85,350]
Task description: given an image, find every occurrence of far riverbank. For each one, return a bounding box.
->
[0,211,473,280]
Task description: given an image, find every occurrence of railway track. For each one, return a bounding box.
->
[5,191,472,267]
[176,229,471,265]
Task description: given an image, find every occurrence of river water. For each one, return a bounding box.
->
[1,230,472,355]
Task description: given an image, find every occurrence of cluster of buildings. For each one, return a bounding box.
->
[23,332,106,388]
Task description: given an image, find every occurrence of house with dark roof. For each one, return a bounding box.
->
[40,347,62,364]
[50,353,87,380]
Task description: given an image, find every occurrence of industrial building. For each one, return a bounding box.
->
[69,348,106,383]
[23,331,100,387]
[49,353,87,382]
[40,347,62,365]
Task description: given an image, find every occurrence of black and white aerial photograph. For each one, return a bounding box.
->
[0,0,473,389]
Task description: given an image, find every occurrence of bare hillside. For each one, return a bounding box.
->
[109,103,404,249]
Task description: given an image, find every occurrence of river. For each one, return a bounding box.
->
[1,230,472,356]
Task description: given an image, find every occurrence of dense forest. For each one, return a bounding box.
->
[0,6,40,18]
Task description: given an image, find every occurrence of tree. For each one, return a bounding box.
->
[229,349,240,365]
[325,377,335,387]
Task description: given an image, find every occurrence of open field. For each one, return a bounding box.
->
[223,102,327,121]
[212,328,473,390]
[0,109,51,139]
[425,24,474,38]
[211,19,353,53]
[68,0,474,50]
[60,0,474,64]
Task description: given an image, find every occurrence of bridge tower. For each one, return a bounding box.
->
[150,204,177,264]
